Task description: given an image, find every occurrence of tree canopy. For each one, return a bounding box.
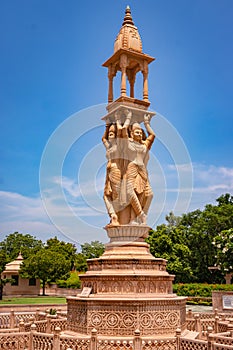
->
[0,232,43,260]
[45,236,77,270]
[213,228,233,274]
[147,193,233,283]
[81,240,105,259]
[20,248,71,295]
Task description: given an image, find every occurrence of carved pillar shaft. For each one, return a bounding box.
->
[108,66,114,103]
[142,61,149,101]
[130,81,134,98]
[120,54,127,97]
[121,67,127,96]
[143,71,148,101]
[108,75,113,103]
[127,69,136,98]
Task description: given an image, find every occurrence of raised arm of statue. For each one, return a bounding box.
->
[102,123,110,149]
[144,114,155,150]
[115,111,123,138]
[122,109,132,138]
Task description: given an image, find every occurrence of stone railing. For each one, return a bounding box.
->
[180,338,208,350]
[0,327,180,350]
[0,308,65,329]
[1,326,233,350]
[1,308,233,349]
[22,316,67,333]
[186,309,233,339]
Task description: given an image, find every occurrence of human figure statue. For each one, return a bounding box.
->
[102,111,131,226]
[122,113,155,225]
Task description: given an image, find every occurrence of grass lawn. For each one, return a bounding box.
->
[0,296,67,305]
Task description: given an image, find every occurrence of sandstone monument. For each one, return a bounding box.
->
[67,6,186,338]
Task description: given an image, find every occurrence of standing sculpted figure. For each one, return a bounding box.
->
[102,112,131,226]
[123,112,155,225]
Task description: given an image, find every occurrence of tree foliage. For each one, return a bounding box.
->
[0,232,43,299]
[81,241,105,259]
[146,224,193,283]
[20,248,71,295]
[180,194,233,282]
[0,232,43,260]
[0,250,11,300]
[75,253,88,272]
[213,228,233,274]
[148,194,233,283]
[45,237,77,270]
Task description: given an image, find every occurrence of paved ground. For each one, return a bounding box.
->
[186,304,213,313]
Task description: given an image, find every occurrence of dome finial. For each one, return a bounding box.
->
[122,5,134,26]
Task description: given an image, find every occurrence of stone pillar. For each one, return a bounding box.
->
[127,69,136,98]
[19,320,25,332]
[35,308,40,321]
[53,327,61,350]
[108,66,114,103]
[225,272,233,284]
[10,309,15,328]
[207,331,214,350]
[214,316,219,333]
[90,328,97,350]
[176,328,181,350]
[194,314,201,334]
[133,329,142,350]
[120,54,127,96]
[46,315,52,333]
[142,61,149,101]
[29,324,37,350]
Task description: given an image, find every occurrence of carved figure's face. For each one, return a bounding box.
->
[108,126,115,140]
[132,127,142,142]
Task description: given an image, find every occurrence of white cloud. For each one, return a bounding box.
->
[0,191,63,243]
[0,190,107,245]
[193,164,233,193]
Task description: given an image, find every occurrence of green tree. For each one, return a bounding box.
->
[20,248,71,295]
[81,241,105,259]
[216,193,233,206]
[180,194,233,282]
[45,237,77,270]
[57,271,81,289]
[0,232,43,260]
[213,228,233,274]
[75,253,88,272]
[146,224,193,283]
[0,250,12,300]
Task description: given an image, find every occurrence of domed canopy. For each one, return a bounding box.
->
[103,6,154,106]
[3,252,23,274]
[114,6,142,53]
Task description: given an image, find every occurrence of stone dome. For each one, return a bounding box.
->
[114,6,142,53]
[3,252,23,273]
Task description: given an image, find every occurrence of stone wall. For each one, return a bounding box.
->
[212,291,233,312]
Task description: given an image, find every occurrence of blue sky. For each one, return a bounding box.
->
[0,1,233,247]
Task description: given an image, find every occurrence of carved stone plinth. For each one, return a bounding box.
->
[67,225,186,337]
[67,297,186,337]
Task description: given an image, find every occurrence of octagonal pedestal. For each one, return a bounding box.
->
[67,296,186,337]
[67,225,186,337]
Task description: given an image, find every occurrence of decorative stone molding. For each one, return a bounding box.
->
[67,298,186,336]
[105,224,150,242]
